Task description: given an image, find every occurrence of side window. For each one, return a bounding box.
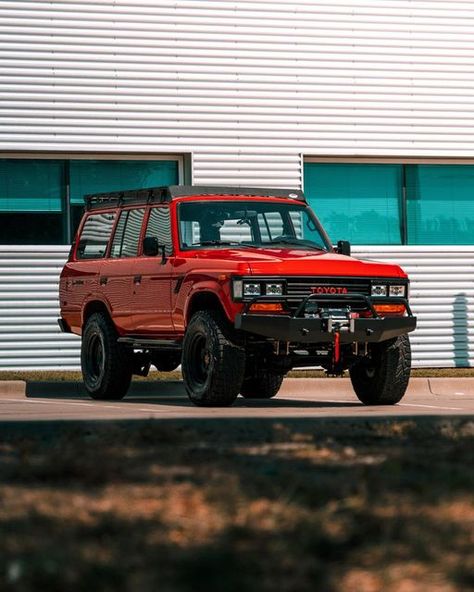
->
[145,207,173,255]
[77,212,116,259]
[110,208,145,258]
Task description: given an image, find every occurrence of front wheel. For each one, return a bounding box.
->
[81,312,132,400]
[182,310,245,407]
[349,334,411,405]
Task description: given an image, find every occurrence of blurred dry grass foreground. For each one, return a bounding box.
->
[0,417,473,592]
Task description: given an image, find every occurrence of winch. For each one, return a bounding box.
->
[305,304,356,371]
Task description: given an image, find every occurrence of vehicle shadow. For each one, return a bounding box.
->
[25,380,362,408]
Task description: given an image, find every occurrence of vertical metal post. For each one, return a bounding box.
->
[64,161,71,244]
[401,164,408,245]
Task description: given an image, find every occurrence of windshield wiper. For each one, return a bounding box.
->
[192,240,242,247]
[267,238,326,251]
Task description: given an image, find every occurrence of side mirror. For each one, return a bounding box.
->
[143,236,167,263]
[337,240,351,257]
[143,236,160,257]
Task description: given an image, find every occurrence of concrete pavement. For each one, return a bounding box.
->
[0,377,473,422]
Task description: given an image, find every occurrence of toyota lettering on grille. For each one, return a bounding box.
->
[311,286,349,294]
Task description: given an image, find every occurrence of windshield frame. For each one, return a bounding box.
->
[177,199,332,252]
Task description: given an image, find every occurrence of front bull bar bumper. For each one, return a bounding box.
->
[234,293,417,344]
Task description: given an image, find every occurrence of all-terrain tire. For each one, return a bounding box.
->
[151,352,182,372]
[349,334,411,405]
[240,371,284,399]
[81,312,132,400]
[181,310,245,407]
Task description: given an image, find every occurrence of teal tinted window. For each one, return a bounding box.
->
[406,165,474,245]
[304,163,402,245]
[0,159,63,212]
[70,160,179,205]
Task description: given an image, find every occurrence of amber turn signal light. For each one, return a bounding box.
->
[249,303,285,313]
[373,303,406,317]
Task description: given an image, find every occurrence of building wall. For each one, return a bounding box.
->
[1,0,474,368]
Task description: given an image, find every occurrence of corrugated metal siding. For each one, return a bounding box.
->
[1,245,473,370]
[0,246,80,370]
[354,247,474,368]
[2,1,474,168]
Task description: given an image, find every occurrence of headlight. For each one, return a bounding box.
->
[265,283,283,296]
[243,282,261,297]
[389,284,406,297]
[371,284,387,297]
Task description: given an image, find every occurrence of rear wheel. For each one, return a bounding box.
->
[349,334,411,405]
[182,310,245,406]
[81,312,132,400]
[240,371,284,399]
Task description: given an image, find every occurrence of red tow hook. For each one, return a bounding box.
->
[333,331,341,364]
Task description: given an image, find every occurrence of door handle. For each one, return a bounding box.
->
[72,279,85,286]
[99,277,108,286]
[133,275,142,284]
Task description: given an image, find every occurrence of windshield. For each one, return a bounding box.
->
[178,200,331,251]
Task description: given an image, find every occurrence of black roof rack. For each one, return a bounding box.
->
[85,185,306,210]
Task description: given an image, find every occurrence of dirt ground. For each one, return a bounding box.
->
[0,417,473,592]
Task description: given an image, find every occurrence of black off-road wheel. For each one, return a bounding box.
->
[151,352,182,372]
[181,310,245,407]
[349,334,411,405]
[240,371,284,399]
[81,312,132,400]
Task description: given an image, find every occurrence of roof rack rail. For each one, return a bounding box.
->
[85,185,305,210]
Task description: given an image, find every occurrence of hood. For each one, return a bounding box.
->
[192,247,406,278]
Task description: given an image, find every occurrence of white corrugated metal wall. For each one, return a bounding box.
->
[1,0,474,368]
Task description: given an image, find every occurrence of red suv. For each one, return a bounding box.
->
[59,185,416,407]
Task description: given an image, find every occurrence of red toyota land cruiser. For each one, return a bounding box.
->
[59,185,416,407]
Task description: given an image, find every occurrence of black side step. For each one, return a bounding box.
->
[118,337,182,351]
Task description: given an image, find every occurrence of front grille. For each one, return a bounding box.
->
[285,277,371,311]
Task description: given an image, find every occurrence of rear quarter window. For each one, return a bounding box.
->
[76,211,116,259]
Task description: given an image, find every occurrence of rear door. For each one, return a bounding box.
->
[132,206,175,335]
[100,207,145,333]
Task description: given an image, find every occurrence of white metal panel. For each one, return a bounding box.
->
[0,246,80,370]
[0,245,473,370]
[3,0,474,171]
[354,246,474,368]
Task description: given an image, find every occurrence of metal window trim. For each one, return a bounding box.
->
[304,156,474,165]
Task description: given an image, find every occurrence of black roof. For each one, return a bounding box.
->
[85,185,306,210]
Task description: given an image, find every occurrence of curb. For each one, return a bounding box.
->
[0,381,27,397]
